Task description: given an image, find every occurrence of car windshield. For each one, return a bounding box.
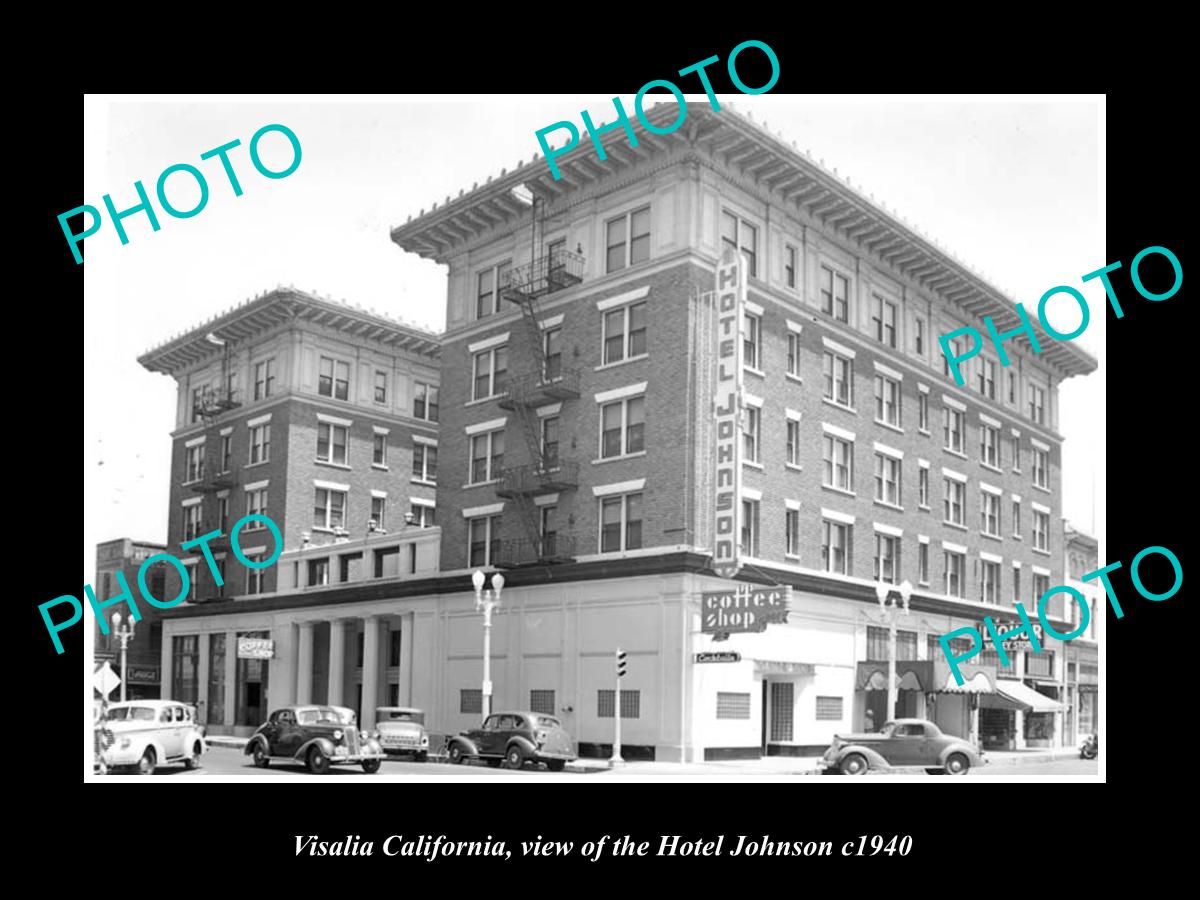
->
[535,716,560,729]
[107,706,156,722]
[381,711,424,724]
[297,707,348,725]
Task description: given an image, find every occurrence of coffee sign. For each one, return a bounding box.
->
[701,584,791,635]
[237,637,275,659]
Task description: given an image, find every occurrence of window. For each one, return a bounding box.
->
[874,453,902,506]
[540,506,557,556]
[823,351,853,407]
[943,407,964,454]
[786,333,801,378]
[413,442,437,483]
[219,434,232,473]
[981,560,1001,604]
[530,690,556,715]
[742,405,761,463]
[820,264,849,322]
[410,503,435,528]
[460,689,483,714]
[943,478,965,526]
[245,553,266,594]
[217,494,229,532]
[721,210,758,277]
[1007,371,1017,406]
[318,356,350,401]
[600,492,643,553]
[914,319,925,356]
[370,496,386,531]
[245,424,269,465]
[469,430,504,484]
[917,392,929,432]
[245,487,268,522]
[1012,566,1022,603]
[606,206,650,272]
[598,689,640,718]
[172,636,199,703]
[1033,509,1050,551]
[476,260,512,319]
[867,626,917,661]
[316,423,347,466]
[467,515,502,567]
[308,557,330,588]
[821,519,851,574]
[942,337,963,379]
[543,326,562,380]
[183,504,202,542]
[373,370,388,404]
[784,244,797,289]
[1033,572,1051,604]
[874,533,900,584]
[981,492,1001,537]
[981,423,1000,468]
[785,508,800,557]
[741,499,760,556]
[314,488,347,531]
[944,550,966,598]
[929,634,972,662]
[716,692,751,719]
[191,387,203,424]
[388,630,402,667]
[872,295,897,348]
[822,434,854,492]
[807,696,842,723]
[785,420,801,467]
[600,395,645,459]
[185,444,205,483]
[1028,384,1046,425]
[472,346,508,401]
[534,416,560,470]
[1012,500,1022,537]
[602,301,647,364]
[413,382,439,422]
[253,358,275,401]
[1026,650,1054,678]
[977,359,996,400]
[918,542,929,584]
[918,467,930,508]
[372,433,387,467]
[743,313,761,370]
[1032,447,1049,489]
[874,374,901,427]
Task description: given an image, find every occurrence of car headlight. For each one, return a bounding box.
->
[421,736,429,747]
[333,729,344,741]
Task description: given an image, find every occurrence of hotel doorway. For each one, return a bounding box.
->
[761,680,795,754]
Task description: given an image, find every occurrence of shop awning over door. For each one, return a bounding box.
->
[856,660,996,694]
[980,679,1065,712]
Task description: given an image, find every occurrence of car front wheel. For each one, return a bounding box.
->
[138,748,157,776]
[362,759,381,774]
[839,753,868,775]
[307,746,331,775]
[447,743,466,765]
[944,752,970,775]
[504,746,526,770]
[183,742,202,770]
[252,744,270,768]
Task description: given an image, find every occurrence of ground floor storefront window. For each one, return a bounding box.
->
[981,708,1014,750]
[236,630,270,727]
[1078,689,1097,735]
[208,634,226,725]
[172,635,199,703]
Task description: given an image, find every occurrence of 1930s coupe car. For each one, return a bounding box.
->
[99,699,207,775]
[375,707,430,760]
[822,718,985,775]
[446,711,576,770]
[245,705,385,774]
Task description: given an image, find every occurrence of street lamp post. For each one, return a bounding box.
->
[111,612,136,703]
[874,579,913,721]
[472,570,505,719]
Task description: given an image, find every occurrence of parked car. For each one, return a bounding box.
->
[447,711,575,770]
[99,699,207,775]
[244,705,385,774]
[822,718,984,775]
[376,707,430,760]
[1080,732,1097,759]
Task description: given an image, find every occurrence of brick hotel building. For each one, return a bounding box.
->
[145,104,1097,756]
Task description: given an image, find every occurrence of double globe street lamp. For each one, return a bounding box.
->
[471,570,505,718]
[874,579,913,722]
[110,611,136,703]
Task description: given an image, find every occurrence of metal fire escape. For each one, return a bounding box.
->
[493,199,585,567]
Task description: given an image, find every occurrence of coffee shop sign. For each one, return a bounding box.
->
[237,638,275,660]
[702,584,791,635]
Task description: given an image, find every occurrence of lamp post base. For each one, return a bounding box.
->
[608,755,625,769]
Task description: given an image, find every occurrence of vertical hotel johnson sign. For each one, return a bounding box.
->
[713,245,745,579]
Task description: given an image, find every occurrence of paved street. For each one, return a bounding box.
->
[104,746,1098,778]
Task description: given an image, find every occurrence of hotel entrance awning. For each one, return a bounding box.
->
[980,679,1065,712]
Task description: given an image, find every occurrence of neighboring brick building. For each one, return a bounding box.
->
[1063,521,1099,744]
[94,538,167,699]
[152,103,1097,757]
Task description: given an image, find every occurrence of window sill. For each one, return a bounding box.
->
[873,500,905,513]
[943,448,968,461]
[918,504,932,512]
[821,484,857,499]
[244,460,270,470]
[918,428,932,437]
[874,419,905,435]
[918,580,930,588]
[1032,547,1052,556]
[411,478,437,487]
[786,373,803,385]
[464,395,503,408]
[742,460,764,471]
[980,462,1004,475]
[371,464,389,471]
[592,451,648,465]
[981,532,1004,542]
[1011,534,1023,541]
[744,366,766,379]
[785,463,803,473]
[595,354,649,373]
[462,480,500,489]
[821,399,857,415]
[943,521,968,532]
[1032,484,1052,494]
[315,460,352,471]
[785,553,801,562]
[182,478,202,487]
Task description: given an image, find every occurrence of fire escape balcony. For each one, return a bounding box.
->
[192,386,242,420]
[494,460,579,498]
[493,534,578,569]
[501,248,585,302]
[189,470,238,493]
[497,369,580,410]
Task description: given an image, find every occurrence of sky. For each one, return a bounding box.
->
[82,94,1105,588]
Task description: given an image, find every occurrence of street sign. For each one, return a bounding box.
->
[701,584,791,635]
[695,651,741,663]
[93,662,121,698]
[237,637,275,659]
